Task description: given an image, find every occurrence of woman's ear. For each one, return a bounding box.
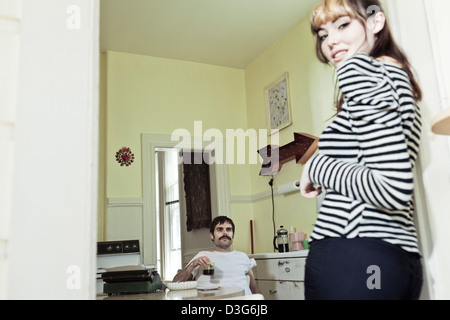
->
[368,11,386,35]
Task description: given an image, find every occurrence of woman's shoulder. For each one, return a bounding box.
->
[337,53,406,80]
[336,54,382,85]
[337,53,378,74]
[339,53,403,70]
[336,54,390,97]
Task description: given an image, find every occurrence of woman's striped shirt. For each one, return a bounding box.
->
[308,53,422,254]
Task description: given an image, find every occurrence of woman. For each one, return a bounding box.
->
[300,0,423,300]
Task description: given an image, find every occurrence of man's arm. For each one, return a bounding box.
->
[172,265,194,283]
[247,270,261,294]
[172,256,210,282]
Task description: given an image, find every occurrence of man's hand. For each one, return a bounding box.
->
[191,256,211,268]
[172,256,211,282]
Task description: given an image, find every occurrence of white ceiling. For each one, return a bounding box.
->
[100,0,320,69]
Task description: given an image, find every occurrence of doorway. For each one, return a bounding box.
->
[155,148,183,280]
[154,145,222,280]
[142,134,230,269]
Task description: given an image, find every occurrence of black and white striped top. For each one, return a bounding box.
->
[308,53,422,254]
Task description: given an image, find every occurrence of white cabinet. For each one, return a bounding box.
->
[250,251,308,300]
[257,280,304,300]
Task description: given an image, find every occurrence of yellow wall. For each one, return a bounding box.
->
[100,13,337,254]
[104,52,250,198]
[242,17,335,253]
[101,51,256,248]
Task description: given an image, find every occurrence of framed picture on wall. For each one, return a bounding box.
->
[264,72,292,134]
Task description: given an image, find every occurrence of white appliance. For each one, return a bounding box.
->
[96,240,142,294]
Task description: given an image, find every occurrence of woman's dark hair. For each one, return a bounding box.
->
[210,216,235,234]
[311,0,422,112]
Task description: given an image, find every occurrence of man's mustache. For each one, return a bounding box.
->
[219,236,231,240]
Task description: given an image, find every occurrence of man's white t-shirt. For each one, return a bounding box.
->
[189,250,257,295]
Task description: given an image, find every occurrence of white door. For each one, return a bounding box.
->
[4,0,99,299]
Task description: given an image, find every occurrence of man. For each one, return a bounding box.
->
[173,216,260,295]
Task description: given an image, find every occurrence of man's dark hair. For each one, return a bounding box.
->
[210,216,235,234]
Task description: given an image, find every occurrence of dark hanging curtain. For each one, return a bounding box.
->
[182,152,212,232]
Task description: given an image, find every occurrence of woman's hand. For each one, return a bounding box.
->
[300,158,322,199]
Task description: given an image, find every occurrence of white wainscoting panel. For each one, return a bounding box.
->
[107,198,144,244]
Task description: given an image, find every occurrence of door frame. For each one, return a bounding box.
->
[385,0,450,299]
[141,133,230,266]
[6,0,99,299]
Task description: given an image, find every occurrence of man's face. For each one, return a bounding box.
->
[210,222,234,250]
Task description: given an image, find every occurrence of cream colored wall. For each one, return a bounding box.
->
[101,51,255,251]
[100,12,336,254]
[100,11,337,254]
[243,16,335,253]
[0,0,21,299]
[105,52,249,198]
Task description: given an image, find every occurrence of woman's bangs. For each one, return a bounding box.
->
[311,0,355,33]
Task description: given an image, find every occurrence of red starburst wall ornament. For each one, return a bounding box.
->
[115,147,135,167]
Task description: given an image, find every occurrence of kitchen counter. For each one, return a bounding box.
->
[249,250,308,260]
[97,286,245,300]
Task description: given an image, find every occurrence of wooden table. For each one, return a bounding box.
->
[97,286,245,300]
